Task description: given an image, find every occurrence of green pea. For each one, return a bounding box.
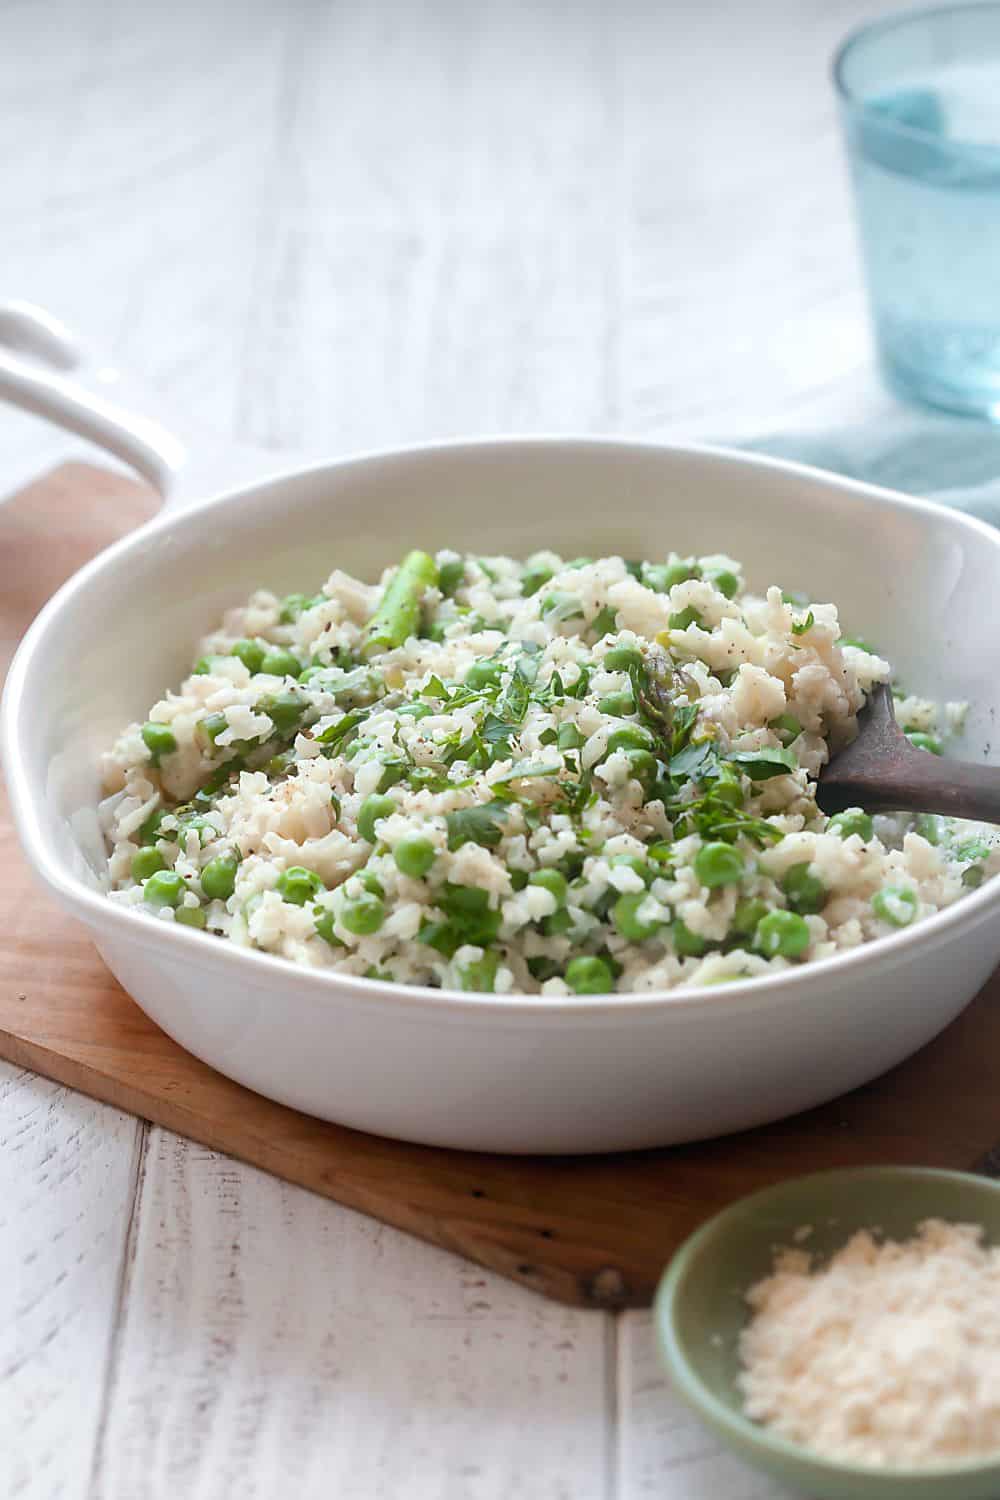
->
[964,865,985,889]
[457,951,500,993]
[141,722,177,763]
[201,855,238,901]
[706,568,739,599]
[672,918,708,957]
[640,564,672,593]
[260,647,301,679]
[276,866,324,905]
[694,841,745,889]
[230,639,266,673]
[871,885,918,927]
[341,891,386,935]
[394,835,436,879]
[731,898,768,939]
[662,558,701,589]
[438,559,466,597]
[907,731,942,755]
[174,905,207,930]
[605,725,654,756]
[668,606,703,631]
[755,909,810,957]
[603,646,644,672]
[144,870,185,908]
[357,793,396,842]
[565,956,614,994]
[598,691,635,718]
[131,847,166,882]
[771,713,802,746]
[199,712,230,746]
[465,659,504,689]
[257,691,306,734]
[278,592,315,623]
[192,655,230,676]
[827,809,874,842]
[613,892,664,941]
[313,907,344,947]
[557,723,586,751]
[781,862,827,915]
[621,748,658,794]
[529,869,568,906]
[521,562,554,597]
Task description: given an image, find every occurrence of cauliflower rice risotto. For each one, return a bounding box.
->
[101,549,997,995]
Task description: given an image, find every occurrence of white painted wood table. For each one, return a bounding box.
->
[1,2,911,1494]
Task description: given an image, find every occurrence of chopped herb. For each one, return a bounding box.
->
[445,801,508,851]
[315,707,370,754]
[590,604,618,637]
[492,758,562,786]
[669,740,715,779]
[728,747,798,781]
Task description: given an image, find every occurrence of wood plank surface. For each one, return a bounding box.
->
[3,469,1000,1313]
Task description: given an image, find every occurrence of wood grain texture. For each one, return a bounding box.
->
[617,1315,783,1499]
[0,463,158,1500]
[95,1135,611,1500]
[0,1070,143,1500]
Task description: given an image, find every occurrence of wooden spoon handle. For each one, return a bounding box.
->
[817,684,1000,824]
[840,752,1000,824]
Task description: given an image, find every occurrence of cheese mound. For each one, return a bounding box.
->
[738,1218,1000,1467]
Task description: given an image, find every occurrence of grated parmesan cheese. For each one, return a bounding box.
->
[738,1219,1000,1467]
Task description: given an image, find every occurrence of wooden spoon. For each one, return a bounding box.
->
[816,683,1000,823]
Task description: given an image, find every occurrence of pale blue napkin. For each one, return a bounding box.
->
[740,405,1000,526]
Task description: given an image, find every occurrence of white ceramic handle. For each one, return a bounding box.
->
[0,301,187,498]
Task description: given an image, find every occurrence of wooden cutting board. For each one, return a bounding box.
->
[3,462,1000,1310]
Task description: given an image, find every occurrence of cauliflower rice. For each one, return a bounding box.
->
[100,549,998,996]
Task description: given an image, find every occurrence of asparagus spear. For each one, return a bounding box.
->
[363,550,438,656]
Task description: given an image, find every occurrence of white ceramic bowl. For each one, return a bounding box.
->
[5,425,1000,1152]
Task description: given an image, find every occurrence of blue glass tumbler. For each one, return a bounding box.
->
[835,4,1000,419]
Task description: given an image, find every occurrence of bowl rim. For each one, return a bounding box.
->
[5,431,1000,1021]
[654,1164,1000,1484]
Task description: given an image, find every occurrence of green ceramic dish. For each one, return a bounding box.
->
[654,1167,1000,1500]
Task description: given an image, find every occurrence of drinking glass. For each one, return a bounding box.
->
[835,3,1000,419]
